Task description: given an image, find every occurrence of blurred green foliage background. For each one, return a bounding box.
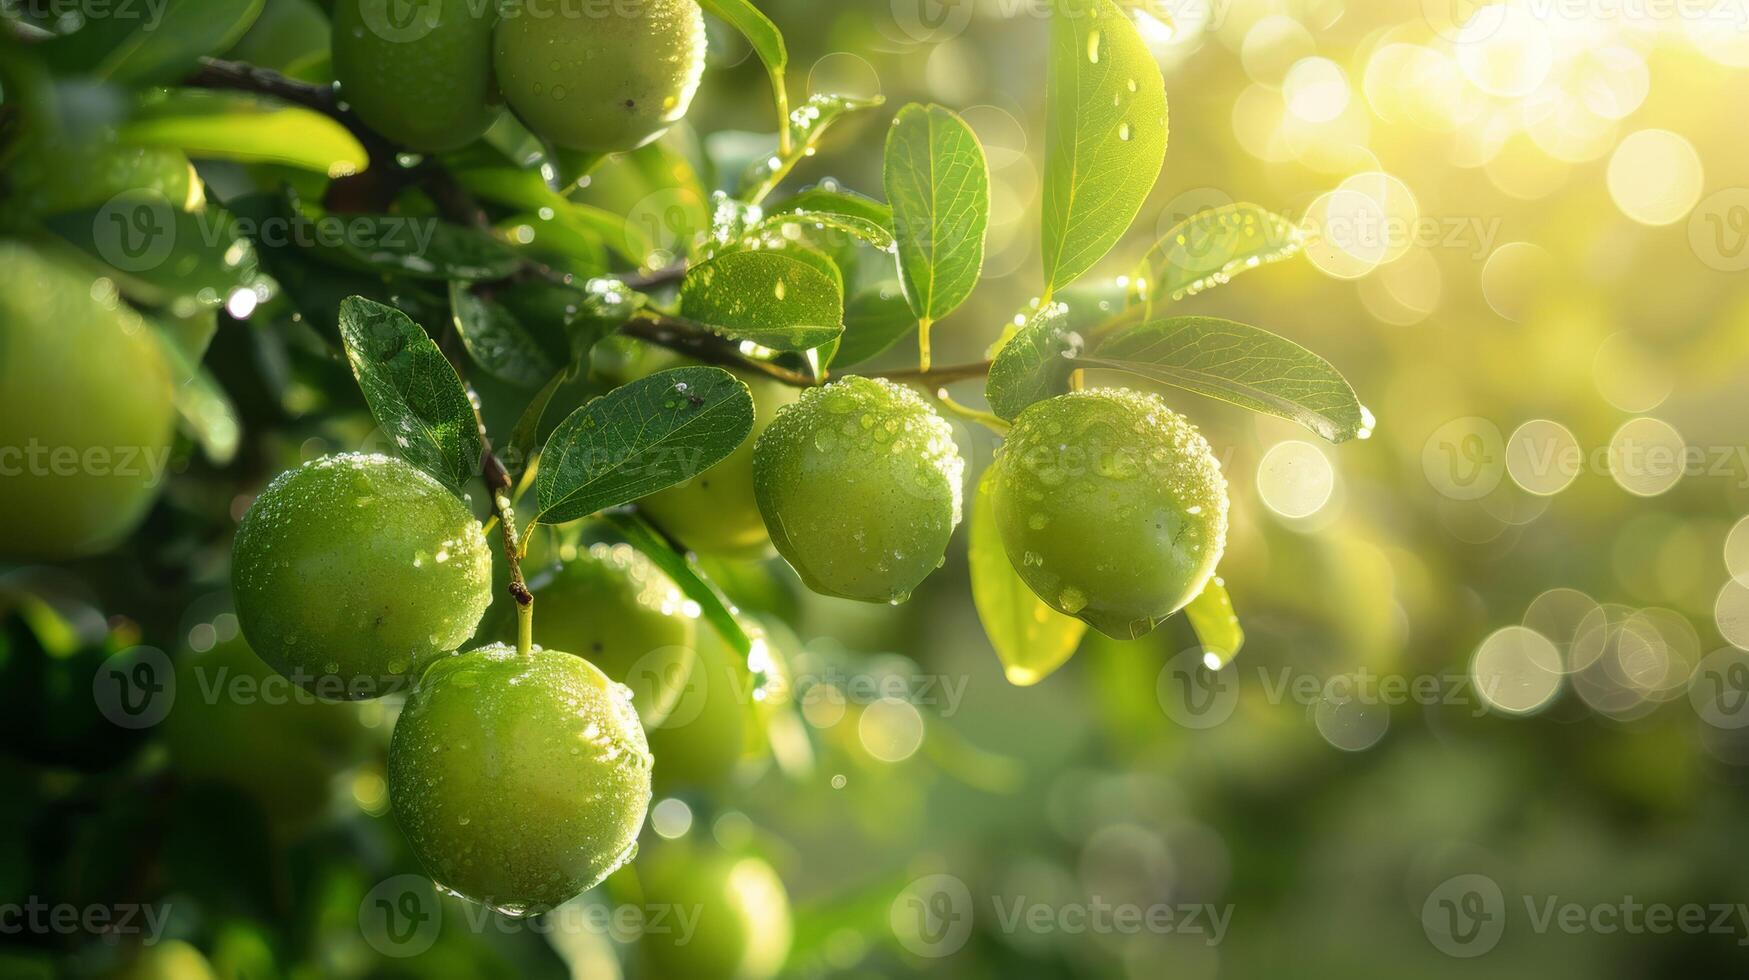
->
[6,0,1749,977]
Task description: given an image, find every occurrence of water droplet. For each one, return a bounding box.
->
[1087,30,1102,64]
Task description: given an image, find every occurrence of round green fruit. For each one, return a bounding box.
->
[644,626,748,793]
[527,542,697,726]
[116,941,218,980]
[230,453,493,699]
[0,243,176,559]
[991,388,1228,639]
[332,0,499,152]
[641,370,800,559]
[753,376,965,604]
[389,644,653,914]
[638,841,792,980]
[494,0,707,153]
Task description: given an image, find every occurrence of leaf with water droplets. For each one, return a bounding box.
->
[534,367,754,526]
[1184,577,1243,669]
[1085,316,1366,443]
[885,103,990,325]
[984,303,1081,421]
[970,470,1088,686]
[1140,203,1303,305]
[679,250,844,351]
[449,282,561,388]
[769,186,896,237]
[337,297,482,495]
[602,512,754,661]
[1040,0,1168,295]
[740,93,886,201]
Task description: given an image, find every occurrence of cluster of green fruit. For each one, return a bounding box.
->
[333,0,708,155]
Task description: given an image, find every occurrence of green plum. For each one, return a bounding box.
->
[527,542,698,726]
[389,644,653,914]
[332,0,499,152]
[991,388,1229,639]
[753,376,965,603]
[494,0,707,153]
[637,840,793,980]
[0,243,176,559]
[230,454,493,699]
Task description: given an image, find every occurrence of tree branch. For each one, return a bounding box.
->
[871,361,994,386]
[620,315,817,387]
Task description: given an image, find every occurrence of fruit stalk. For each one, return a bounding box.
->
[482,445,534,658]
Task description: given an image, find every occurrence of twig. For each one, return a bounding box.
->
[872,360,994,386]
[481,438,535,656]
[621,315,817,387]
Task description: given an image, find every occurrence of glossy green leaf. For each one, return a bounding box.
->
[831,284,917,369]
[42,0,263,85]
[970,470,1088,686]
[698,0,789,143]
[770,186,896,236]
[325,215,522,282]
[747,209,895,252]
[507,367,578,481]
[885,103,989,323]
[984,302,1080,421]
[1086,317,1367,443]
[337,296,482,494]
[1183,576,1243,669]
[1040,0,1168,295]
[534,367,754,526]
[448,282,560,389]
[123,90,367,175]
[680,250,844,351]
[1141,203,1303,304]
[602,512,754,660]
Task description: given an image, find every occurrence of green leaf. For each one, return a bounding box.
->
[322,215,523,282]
[507,367,578,481]
[831,284,917,368]
[43,0,264,85]
[884,103,990,324]
[42,197,270,311]
[123,90,368,176]
[1183,577,1243,669]
[680,250,844,351]
[534,367,754,526]
[697,0,789,139]
[984,302,1079,421]
[154,320,240,465]
[449,282,561,389]
[770,186,895,236]
[602,512,754,661]
[455,169,652,266]
[1040,0,1168,295]
[742,93,885,202]
[747,209,895,253]
[337,296,483,494]
[1141,203,1303,304]
[970,470,1088,686]
[1086,317,1367,443]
